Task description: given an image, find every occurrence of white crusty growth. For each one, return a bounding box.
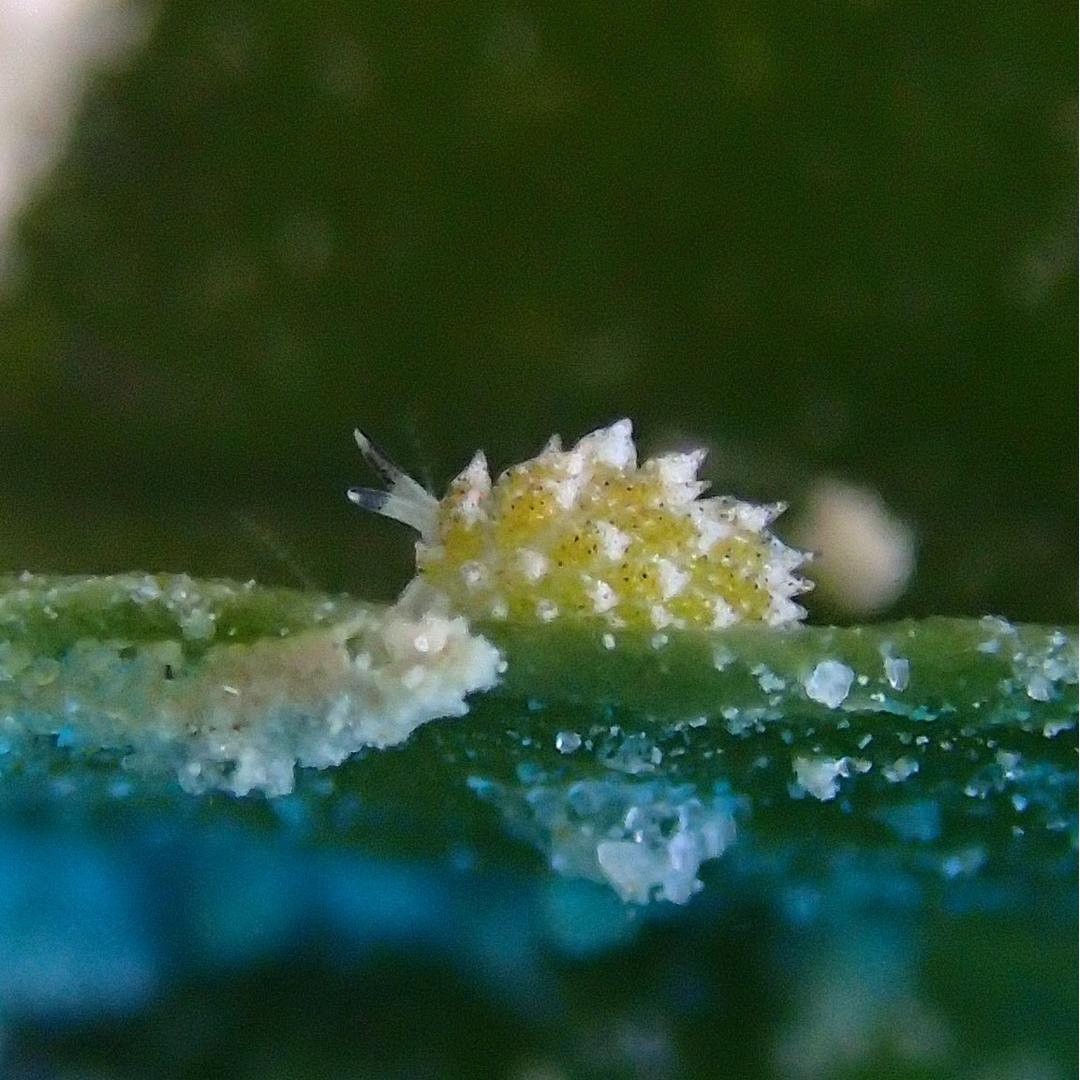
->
[0,576,501,797]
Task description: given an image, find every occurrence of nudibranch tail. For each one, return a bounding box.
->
[348,430,440,541]
[350,419,811,632]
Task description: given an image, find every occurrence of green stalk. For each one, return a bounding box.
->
[1,573,1074,902]
[2,572,1074,732]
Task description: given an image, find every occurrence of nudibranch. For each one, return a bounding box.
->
[349,420,810,631]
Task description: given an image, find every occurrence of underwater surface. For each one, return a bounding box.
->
[0,574,1075,1077]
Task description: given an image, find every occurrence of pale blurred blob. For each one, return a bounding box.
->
[0,0,144,279]
[793,478,916,615]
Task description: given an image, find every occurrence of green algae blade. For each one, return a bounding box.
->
[0,572,1075,905]
[484,615,1077,730]
[3,573,1075,736]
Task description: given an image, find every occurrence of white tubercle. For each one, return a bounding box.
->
[574,417,637,470]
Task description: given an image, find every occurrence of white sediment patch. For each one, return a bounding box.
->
[791,755,871,801]
[554,730,581,754]
[882,757,919,783]
[0,577,502,797]
[883,654,910,693]
[803,660,855,709]
[476,775,737,904]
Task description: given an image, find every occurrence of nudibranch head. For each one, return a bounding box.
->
[349,420,810,631]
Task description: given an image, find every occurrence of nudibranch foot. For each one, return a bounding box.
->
[350,420,811,632]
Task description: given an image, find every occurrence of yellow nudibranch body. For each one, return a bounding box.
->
[349,420,810,632]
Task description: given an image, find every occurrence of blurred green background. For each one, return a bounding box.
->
[1,0,1075,623]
